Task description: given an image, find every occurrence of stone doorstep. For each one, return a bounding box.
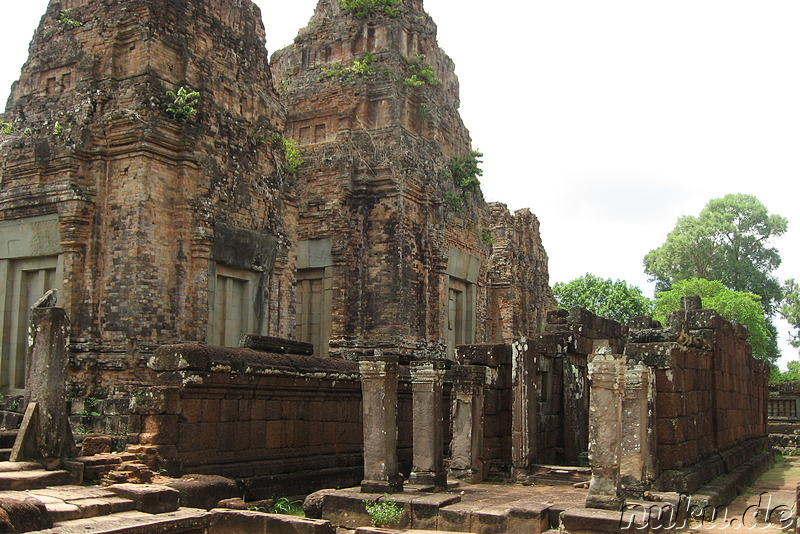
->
[323,489,464,530]
[560,507,653,534]
[354,528,479,534]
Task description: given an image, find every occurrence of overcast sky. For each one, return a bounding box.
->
[2,1,798,367]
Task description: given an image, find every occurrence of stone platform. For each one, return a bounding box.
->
[310,481,681,534]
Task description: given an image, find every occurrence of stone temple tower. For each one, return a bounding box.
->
[0,0,296,393]
[272,0,554,359]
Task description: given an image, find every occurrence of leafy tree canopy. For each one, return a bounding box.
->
[552,273,654,324]
[781,278,800,350]
[653,278,775,363]
[644,194,788,315]
[773,360,800,382]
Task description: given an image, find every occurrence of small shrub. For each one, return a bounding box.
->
[364,494,403,527]
[165,87,200,123]
[481,229,494,245]
[52,121,63,136]
[443,150,483,193]
[340,0,401,18]
[270,135,304,174]
[323,53,374,79]
[404,55,438,87]
[0,122,11,135]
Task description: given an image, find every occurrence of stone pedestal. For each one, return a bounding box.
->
[511,337,538,479]
[409,361,448,489]
[586,350,625,511]
[620,364,656,497]
[359,355,403,493]
[448,365,486,483]
[11,292,76,462]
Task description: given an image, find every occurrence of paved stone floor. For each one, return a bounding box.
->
[685,456,799,533]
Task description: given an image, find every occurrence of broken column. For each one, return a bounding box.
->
[586,345,625,511]
[359,354,403,493]
[620,364,656,497]
[511,337,538,479]
[11,290,76,463]
[409,360,448,489]
[449,365,487,483]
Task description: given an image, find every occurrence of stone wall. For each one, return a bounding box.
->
[768,381,800,451]
[624,297,770,494]
[129,344,444,499]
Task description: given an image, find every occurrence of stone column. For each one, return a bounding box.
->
[359,354,403,493]
[11,290,76,463]
[449,365,486,483]
[585,350,625,511]
[409,360,448,489]
[620,364,656,497]
[511,337,538,480]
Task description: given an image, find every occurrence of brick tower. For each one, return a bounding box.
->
[272,0,554,359]
[0,0,296,393]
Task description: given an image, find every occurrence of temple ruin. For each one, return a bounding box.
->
[0,0,793,533]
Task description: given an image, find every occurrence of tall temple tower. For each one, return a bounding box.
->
[0,0,296,393]
[272,0,554,359]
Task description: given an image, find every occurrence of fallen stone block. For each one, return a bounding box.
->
[107,483,180,514]
[81,434,113,456]
[162,474,239,510]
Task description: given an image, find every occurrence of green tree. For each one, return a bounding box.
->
[781,278,800,350]
[552,273,654,324]
[774,360,800,382]
[644,194,788,315]
[652,278,775,363]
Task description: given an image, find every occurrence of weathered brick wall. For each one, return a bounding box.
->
[131,344,450,498]
[133,345,363,498]
[768,381,800,450]
[626,300,770,493]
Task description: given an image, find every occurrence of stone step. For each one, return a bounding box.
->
[0,469,71,491]
[33,508,211,533]
[0,449,11,462]
[0,429,18,449]
[23,486,137,523]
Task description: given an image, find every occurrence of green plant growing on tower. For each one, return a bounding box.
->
[340,0,402,18]
[59,9,84,28]
[364,494,403,527]
[323,53,374,79]
[481,229,494,245]
[165,87,200,123]
[270,135,304,174]
[52,121,63,135]
[0,122,12,135]
[442,150,483,193]
[403,55,438,87]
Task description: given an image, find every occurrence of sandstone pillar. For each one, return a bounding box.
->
[11,290,75,463]
[620,364,656,497]
[586,349,625,511]
[409,360,448,489]
[449,365,486,483]
[511,337,538,479]
[359,354,403,493]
